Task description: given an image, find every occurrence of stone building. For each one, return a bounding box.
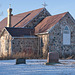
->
[0,7,75,58]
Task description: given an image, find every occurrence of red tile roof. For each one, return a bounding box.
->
[35,12,68,34]
[0,8,44,33]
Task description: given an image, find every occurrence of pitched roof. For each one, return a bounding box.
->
[5,27,34,37]
[15,8,44,27]
[35,12,68,34]
[0,8,44,33]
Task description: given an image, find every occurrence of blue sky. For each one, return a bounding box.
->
[0,0,75,21]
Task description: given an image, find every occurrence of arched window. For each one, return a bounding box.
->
[63,26,70,45]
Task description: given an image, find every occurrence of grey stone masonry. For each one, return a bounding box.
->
[48,13,75,58]
[25,8,51,28]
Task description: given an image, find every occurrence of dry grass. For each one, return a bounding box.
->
[0,51,41,60]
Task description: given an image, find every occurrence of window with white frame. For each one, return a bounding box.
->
[63,26,70,45]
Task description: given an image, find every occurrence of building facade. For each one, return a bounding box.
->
[0,7,75,58]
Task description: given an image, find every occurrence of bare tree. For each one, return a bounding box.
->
[0,4,3,16]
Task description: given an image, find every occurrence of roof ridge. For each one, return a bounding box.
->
[47,12,68,18]
[0,8,44,22]
[35,12,68,34]
[13,8,44,27]
[13,13,31,27]
[22,8,45,27]
[13,8,44,17]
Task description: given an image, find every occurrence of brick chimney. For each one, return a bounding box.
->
[7,6,12,27]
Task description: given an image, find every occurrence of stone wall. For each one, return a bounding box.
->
[1,29,12,57]
[12,37,40,58]
[25,8,51,28]
[37,13,75,58]
[0,29,40,58]
[48,13,75,58]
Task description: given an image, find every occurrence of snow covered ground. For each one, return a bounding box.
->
[0,59,75,75]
